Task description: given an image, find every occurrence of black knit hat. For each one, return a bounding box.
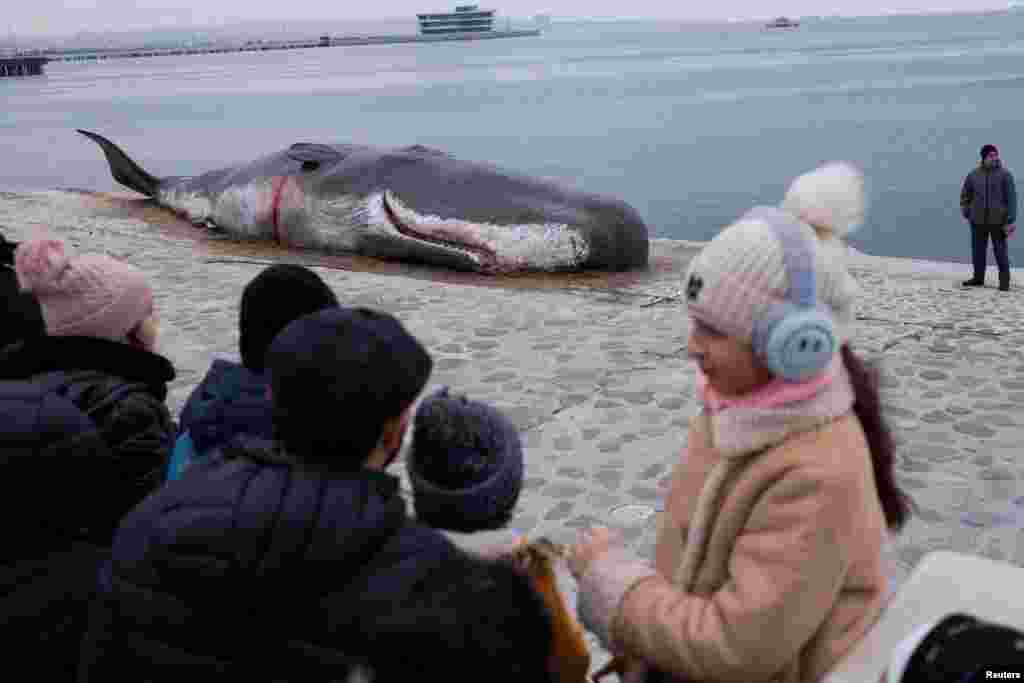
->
[0,234,18,266]
[239,264,339,373]
[407,387,524,532]
[895,613,1024,682]
[1,265,45,349]
[266,307,432,468]
[982,144,999,160]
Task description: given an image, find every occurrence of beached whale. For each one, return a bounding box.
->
[78,130,649,273]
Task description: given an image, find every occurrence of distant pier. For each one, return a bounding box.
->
[0,56,49,77]
[40,29,542,64]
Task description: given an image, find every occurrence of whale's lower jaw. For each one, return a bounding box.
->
[369,190,590,274]
[380,191,501,272]
[161,183,591,274]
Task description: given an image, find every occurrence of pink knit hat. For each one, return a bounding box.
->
[14,239,153,343]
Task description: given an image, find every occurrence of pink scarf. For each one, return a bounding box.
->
[694,355,855,457]
[698,356,841,412]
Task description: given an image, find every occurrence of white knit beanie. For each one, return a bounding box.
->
[683,162,865,347]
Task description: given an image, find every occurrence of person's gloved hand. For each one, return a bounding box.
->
[568,526,621,580]
[1008,223,1017,237]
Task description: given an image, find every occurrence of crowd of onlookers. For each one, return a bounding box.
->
[3,159,1023,683]
[1,234,591,682]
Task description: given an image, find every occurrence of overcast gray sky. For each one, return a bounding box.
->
[4,1,1002,37]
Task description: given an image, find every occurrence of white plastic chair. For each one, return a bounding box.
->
[823,550,1024,683]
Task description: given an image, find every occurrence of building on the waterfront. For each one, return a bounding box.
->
[417,5,496,35]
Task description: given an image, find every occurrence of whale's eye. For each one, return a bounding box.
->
[400,144,450,157]
[286,143,346,167]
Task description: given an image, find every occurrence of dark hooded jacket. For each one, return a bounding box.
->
[78,438,554,682]
[167,359,273,480]
[961,161,1018,227]
[0,377,118,681]
[0,335,176,504]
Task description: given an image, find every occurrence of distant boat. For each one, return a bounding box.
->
[765,16,800,28]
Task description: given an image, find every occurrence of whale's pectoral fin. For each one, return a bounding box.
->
[286,144,346,173]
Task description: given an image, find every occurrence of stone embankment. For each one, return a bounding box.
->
[3,189,1023,671]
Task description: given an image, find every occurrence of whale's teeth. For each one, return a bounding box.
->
[382,190,587,272]
[381,190,495,265]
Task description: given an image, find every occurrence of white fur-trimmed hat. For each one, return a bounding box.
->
[683,162,865,347]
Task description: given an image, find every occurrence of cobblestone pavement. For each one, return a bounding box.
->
[4,190,1024,670]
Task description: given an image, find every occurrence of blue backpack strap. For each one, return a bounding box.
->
[166,431,199,482]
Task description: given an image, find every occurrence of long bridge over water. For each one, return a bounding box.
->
[1,28,540,76]
[0,56,48,77]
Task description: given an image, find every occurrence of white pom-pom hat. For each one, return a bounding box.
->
[683,161,865,349]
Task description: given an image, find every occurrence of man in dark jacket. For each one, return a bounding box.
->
[961,144,1017,291]
[78,307,557,683]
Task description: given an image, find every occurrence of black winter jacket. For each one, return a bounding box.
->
[0,335,176,506]
[0,378,117,681]
[961,162,1018,227]
[77,438,534,681]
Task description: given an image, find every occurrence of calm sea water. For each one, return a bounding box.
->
[3,13,1024,264]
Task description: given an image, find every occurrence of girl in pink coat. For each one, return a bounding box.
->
[569,163,913,683]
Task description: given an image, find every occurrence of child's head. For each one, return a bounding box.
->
[14,239,157,350]
[352,551,555,683]
[265,307,432,469]
[407,387,524,532]
[683,162,865,396]
[239,264,339,373]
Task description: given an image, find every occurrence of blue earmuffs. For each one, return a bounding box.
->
[746,206,837,382]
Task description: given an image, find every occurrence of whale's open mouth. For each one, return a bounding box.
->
[381,190,499,271]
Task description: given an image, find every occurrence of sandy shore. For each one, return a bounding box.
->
[3,189,1024,668]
